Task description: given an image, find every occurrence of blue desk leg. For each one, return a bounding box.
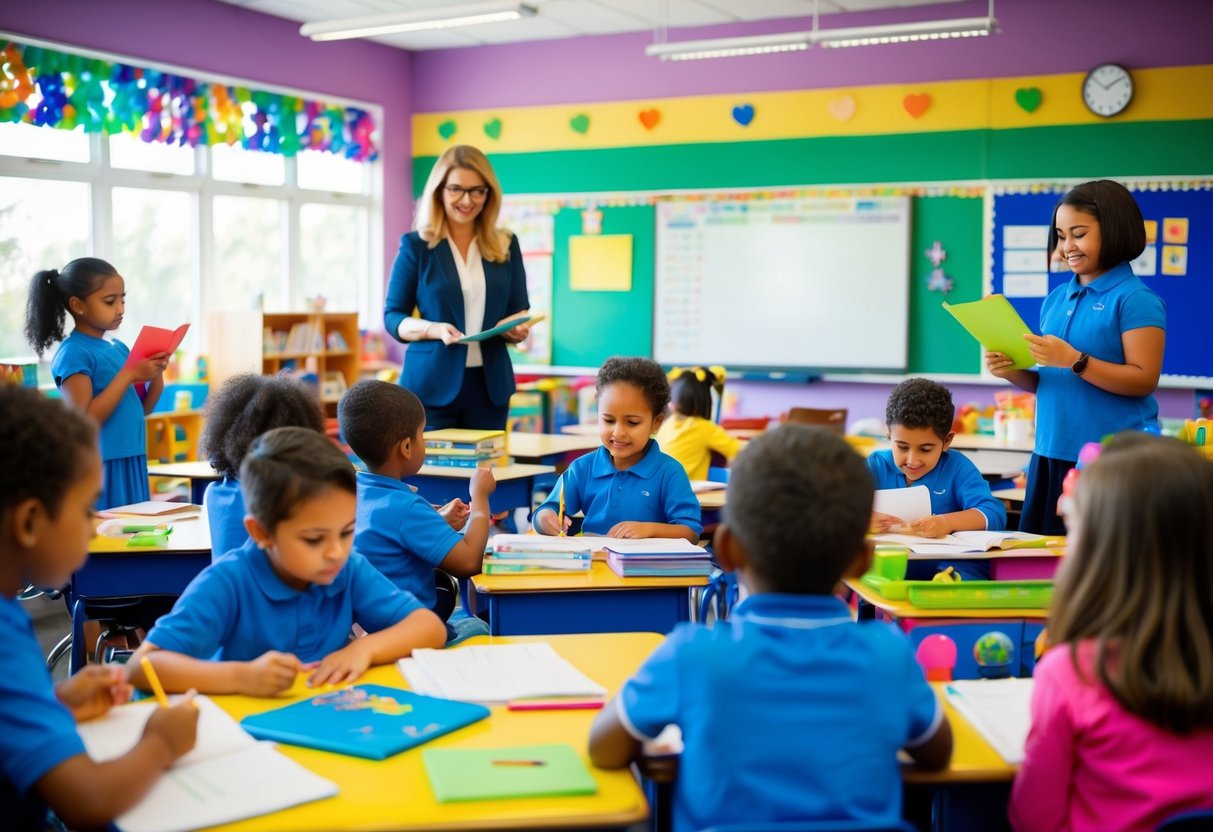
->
[933,781,1013,832]
[70,597,87,675]
[190,478,208,505]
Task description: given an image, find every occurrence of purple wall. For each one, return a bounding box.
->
[0,0,413,285]
[412,0,1213,111]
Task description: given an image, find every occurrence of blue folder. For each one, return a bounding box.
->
[240,684,490,760]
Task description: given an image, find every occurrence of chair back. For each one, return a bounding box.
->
[1157,808,1213,831]
[786,407,848,435]
[432,569,458,622]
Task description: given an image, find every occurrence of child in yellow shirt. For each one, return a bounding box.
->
[656,367,740,481]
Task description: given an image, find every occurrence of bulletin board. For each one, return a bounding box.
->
[990,182,1213,381]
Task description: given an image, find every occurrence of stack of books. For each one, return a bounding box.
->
[604,539,714,578]
[483,534,592,575]
[424,428,507,468]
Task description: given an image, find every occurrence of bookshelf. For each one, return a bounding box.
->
[207,311,360,413]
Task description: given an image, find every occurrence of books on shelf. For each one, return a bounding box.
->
[398,642,607,704]
[483,533,592,575]
[76,695,337,832]
[872,530,1058,557]
[424,428,508,467]
[604,538,714,578]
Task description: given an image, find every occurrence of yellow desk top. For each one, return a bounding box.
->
[474,560,709,594]
[88,507,212,555]
[148,460,222,479]
[416,462,555,481]
[209,633,659,831]
[845,578,1049,620]
[509,432,601,460]
[901,683,1018,784]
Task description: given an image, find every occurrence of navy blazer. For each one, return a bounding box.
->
[384,231,529,408]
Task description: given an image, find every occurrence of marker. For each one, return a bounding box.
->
[557,481,566,537]
[492,760,547,766]
[1197,426,1207,446]
[507,698,604,712]
[140,656,170,708]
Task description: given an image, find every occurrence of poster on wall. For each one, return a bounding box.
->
[499,200,554,365]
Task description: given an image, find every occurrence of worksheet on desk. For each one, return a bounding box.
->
[944,678,1034,764]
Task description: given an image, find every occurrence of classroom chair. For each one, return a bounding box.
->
[699,821,918,832]
[697,571,739,624]
[432,568,458,622]
[1157,808,1213,831]
[785,407,848,435]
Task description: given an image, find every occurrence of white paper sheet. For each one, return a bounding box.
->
[945,678,1034,764]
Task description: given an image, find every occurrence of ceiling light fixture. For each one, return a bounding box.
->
[646,0,996,60]
[300,1,536,42]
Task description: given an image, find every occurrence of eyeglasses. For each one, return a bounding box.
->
[445,184,489,201]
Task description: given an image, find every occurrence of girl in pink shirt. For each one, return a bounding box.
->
[1009,433,1213,832]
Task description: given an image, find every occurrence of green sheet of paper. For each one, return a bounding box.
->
[942,295,1036,369]
[422,743,597,802]
[457,314,543,343]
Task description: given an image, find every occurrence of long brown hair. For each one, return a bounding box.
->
[1048,432,1213,733]
[414,145,511,262]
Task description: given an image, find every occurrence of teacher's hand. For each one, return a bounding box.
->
[500,322,530,344]
[426,322,464,345]
[1023,333,1080,369]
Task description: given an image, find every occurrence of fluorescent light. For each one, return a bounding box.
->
[300,1,536,42]
[811,16,997,48]
[645,31,812,61]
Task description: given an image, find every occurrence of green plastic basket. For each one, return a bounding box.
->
[907,580,1053,609]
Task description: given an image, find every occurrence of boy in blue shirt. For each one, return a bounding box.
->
[1,386,198,832]
[589,425,952,831]
[338,379,493,643]
[130,427,445,696]
[867,378,1007,580]
[533,356,701,542]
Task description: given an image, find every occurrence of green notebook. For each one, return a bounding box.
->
[422,743,598,802]
[942,294,1036,369]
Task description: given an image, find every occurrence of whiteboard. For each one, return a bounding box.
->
[654,195,910,371]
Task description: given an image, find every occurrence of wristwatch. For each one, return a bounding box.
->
[1072,352,1090,376]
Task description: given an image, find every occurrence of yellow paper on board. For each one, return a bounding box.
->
[569,234,632,292]
[942,295,1036,370]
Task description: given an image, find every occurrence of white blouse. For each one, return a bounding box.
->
[395,238,485,368]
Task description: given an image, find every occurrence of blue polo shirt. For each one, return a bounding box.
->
[534,441,702,537]
[617,594,941,832]
[147,538,426,662]
[51,330,145,460]
[203,476,248,560]
[866,449,1006,530]
[355,471,463,610]
[0,597,87,832]
[1035,261,1165,461]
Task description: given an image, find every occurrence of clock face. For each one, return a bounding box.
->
[1083,63,1133,117]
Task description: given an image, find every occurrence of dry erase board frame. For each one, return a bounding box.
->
[654,195,911,373]
[990,181,1213,383]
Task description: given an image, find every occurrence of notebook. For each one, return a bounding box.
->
[423,743,597,802]
[941,295,1035,369]
[124,323,190,369]
[873,530,1054,556]
[456,313,545,343]
[398,642,607,704]
[944,678,1035,764]
[76,695,337,832]
[240,684,490,760]
[99,501,200,518]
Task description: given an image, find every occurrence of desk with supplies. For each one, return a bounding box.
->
[407,462,555,515]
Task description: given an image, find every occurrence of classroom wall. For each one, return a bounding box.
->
[0,0,414,282]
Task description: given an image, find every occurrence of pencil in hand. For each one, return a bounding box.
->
[557,481,566,537]
[140,656,170,708]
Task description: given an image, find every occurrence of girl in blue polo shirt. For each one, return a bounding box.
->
[25,257,171,509]
[130,427,446,697]
[986,180,1165,535]
[1,386,198,832]
[534,356,701,542]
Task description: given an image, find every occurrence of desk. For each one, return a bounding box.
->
[508,432,601,466]
[148,460,221,504]
[950,434,1034,453]
[473,561,706,636]
[407,463,555,515]
[73,510,212,673]
[209,633,657,832]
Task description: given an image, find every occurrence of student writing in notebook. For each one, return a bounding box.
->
[589,425,951,831]
[866,378,1006,580]
[533,356,701,542]
[339,380,493,645]
[1010,434,1213,832]
[129,427,445,696]
[0,386,198,832]
[655,366,740,482]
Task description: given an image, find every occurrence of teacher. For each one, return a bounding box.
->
[385,145,531,430]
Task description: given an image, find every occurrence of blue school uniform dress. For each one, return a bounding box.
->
[51,330,149,509]
[203,476,248,560]
[616,594,941,832]
[146,539,425,662]
[1,597,87,832]
[867,449,1006,580]
[1021,262,1166,535]
[535,441,702,537]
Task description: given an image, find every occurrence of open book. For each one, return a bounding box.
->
[944,678,1034,764]
[872,530,1058,556]
[124,323,190,369]
[457,313,545,343]
[398,642,606,704]
[76,695,337,832]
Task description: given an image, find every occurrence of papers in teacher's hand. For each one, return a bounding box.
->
[457,313,545,343]
[873,530,1049,556]
[873,485,931,524]
[124,323,190,368]
[944,678,1034,764]
[398,642,606,704]
[76,695,337,832]
[942,295,1035,369]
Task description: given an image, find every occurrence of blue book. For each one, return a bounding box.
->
[240,684,490,761]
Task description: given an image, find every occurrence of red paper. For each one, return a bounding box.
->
[124,323,190,369]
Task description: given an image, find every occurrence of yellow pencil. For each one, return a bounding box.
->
[558,481,565,537]
[140,656,170,708]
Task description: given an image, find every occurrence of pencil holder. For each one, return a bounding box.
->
[872,545,909,581]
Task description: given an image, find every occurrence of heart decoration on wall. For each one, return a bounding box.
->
[827,95,857,122]
[902,93,931,119]
[732,103,755,126]
[569,113,591,134]
[483,117,502,140]
[437,120,456,140]
[638,108,661,130]
[1014,87,1043,113]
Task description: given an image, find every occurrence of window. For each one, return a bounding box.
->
[298,150,364,194]
[213,195,286,311]
[109,133,196,175]
[299,202,366,313]
[212,143,285,186]
[0,121,90,163]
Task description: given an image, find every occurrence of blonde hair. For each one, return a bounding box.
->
[1048,432,1213,733]
[414,145,512,263]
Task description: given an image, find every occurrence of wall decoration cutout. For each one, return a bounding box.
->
[1014,87,1043,113]
[924,240,953,293]
[437,119,457,140]
[731,103,755,126]
[827,95,856,122]
[638,108,660,130]
[0,38,378,160]
[903,93,931,119]
[483,117,502,140]
[569,113,591,134]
